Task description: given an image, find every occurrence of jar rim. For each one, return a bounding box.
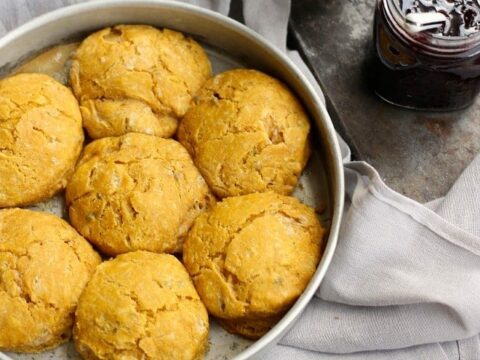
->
[384,0,480,56]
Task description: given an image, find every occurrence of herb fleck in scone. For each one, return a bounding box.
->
[0,73,84,207]
[74,251,209,360]
[70,25,212,139]
[0,209,101,352]
[183,192,324,339]
[178,69,311,198]
[66,133,214,256]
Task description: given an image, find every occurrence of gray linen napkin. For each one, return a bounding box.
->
[269,159,480,360]
[1,1,479,359]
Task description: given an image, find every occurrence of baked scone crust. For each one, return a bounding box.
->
[74,251,209,360]
[183,192,324,338]
[178,69,310,198]
[217,315,283,340]
[0,208,101,352]
[0,73,84,207]
[66,133,214,256]
[70,25,212,139]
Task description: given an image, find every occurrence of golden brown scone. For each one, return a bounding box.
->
[70,25,212,139]
[66,133,214,256]
[74,251,209,360]
[177,69,310,198]
[0,73,84,207]
[183,192,324,339]
[0,208,101,352]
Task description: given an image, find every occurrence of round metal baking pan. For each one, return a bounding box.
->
[0,1,344,359]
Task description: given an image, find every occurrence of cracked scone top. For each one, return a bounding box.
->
[0,208,101,352]
[74,251,209,360]
[70,25,212,139]
[0,73,84,207]
[66,133,214,256]
[183,192,324,339]
[177,69,311,198]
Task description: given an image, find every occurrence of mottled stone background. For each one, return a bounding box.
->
[290,0,480,202]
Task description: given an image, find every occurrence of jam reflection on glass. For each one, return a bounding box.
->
[373,0,480,111]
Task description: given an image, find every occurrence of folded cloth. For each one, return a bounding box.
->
[269,159,480,360]
[2,1,479,359]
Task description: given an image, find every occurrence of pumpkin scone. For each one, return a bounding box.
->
[66,133,214,256]
[74,251,209,360]
[70,25,212,139]
[183,192,324,339]
[0,208,101,352]
[177,69,311,198]
[0,73,84,207]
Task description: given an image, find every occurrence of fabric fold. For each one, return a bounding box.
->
[273,157,480,355]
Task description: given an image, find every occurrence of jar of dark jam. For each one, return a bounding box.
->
[374,0,480,111]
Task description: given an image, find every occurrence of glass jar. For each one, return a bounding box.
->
[373,0,480,111]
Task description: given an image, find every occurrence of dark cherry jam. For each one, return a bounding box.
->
[373,0,480,111]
